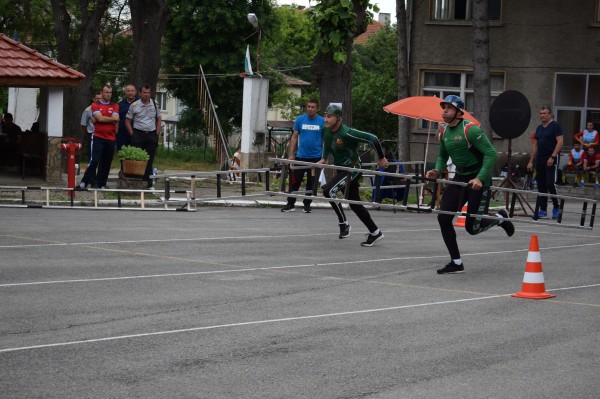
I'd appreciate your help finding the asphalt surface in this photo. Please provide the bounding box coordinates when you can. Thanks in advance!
[0,204,599,398]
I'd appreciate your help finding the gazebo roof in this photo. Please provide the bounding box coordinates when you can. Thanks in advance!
[0,33,85,87]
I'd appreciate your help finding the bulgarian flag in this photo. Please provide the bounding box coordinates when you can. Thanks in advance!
[244,45,254,76]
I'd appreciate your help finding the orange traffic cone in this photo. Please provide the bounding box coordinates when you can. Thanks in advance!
[512,234,555,299]
[454,203,468,227]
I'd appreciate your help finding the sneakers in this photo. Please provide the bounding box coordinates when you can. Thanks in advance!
[579,181,585,187]
[552,207,560,219]
[303,204,312,213]
[595,183,599,189]
[361,231,384,247]
[497,209,515,237]
[532,210,548,219]
[437,261,465,274]
[339,223,351,239]
[74,182,87,191]
[281,204,295,212]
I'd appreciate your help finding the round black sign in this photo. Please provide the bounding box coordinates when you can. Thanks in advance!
[489,90,531,139]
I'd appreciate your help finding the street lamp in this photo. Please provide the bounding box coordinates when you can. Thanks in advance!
[247,13,261,73]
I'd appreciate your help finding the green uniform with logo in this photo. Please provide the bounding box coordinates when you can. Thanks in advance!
[434,119,501,261]
[321,123,385,233]
[434,120,497,185]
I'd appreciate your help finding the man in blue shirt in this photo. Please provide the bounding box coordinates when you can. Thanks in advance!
[527,105,563,219]
[281,99,324,213]
[116,84,138,150]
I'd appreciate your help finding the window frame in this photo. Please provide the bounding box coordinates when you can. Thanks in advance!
[553,72,600,147]
[417,68,505,133]
[155,92,168,112]
[430,0,502,22]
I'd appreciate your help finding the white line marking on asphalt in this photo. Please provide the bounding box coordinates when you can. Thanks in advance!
[1,282,598,354]
[0,294,511,353]
[2,241,600,288]
[0,229,443,249]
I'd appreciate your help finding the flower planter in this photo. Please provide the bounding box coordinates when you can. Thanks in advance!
[121,159,147,177]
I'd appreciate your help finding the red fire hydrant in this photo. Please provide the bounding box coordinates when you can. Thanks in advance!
[61,138,82,198]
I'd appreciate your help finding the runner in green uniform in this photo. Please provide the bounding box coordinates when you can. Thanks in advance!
[318,104,389,247]
[426,95,515,274]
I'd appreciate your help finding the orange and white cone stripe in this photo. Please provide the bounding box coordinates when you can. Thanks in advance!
[512,234,555,299]
[454,203,467,227]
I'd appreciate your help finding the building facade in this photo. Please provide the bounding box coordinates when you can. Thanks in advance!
[408,0,600,161]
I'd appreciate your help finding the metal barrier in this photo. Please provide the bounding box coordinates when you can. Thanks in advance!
[268,158,597,230]
[1,161,596,230]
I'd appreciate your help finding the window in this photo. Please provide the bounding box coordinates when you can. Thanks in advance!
[156,92,168,111]
[420,70,505,129]
[554,73,600,146]
[432,0,501,21]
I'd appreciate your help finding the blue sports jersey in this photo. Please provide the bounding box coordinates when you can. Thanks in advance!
[293,113,324,158]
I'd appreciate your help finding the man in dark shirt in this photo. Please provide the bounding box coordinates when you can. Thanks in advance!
[1,113,22,160]
[527,105,563,219]
[116,84,138,150]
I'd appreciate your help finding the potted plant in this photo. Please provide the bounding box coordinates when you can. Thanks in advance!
[117,145,150,177]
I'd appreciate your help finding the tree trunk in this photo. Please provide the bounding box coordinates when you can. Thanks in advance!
[50,0,71,67]
[396,0,411,161]
[129,0,170,94]
[311,0,369,127]
[312,48,353,126]
[472,0,492,137]
[51,0,109,139]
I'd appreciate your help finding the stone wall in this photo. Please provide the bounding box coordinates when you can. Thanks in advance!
[46,137,63,183]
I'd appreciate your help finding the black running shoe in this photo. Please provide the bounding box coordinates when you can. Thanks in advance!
[303,204,311,213]
[361,231,383,247]
[497,209,515,237]
[281,204,295,212]
[437,261,465,274]
[339,223,351,239]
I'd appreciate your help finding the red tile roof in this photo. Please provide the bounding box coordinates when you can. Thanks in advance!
[354,20,384,45]
[0,33,85,87]
[283,74,310,86]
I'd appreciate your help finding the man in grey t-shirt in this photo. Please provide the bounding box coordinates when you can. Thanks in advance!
[125,84,162,188]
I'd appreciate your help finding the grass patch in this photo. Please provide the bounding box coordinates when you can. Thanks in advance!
[90,146,222,173]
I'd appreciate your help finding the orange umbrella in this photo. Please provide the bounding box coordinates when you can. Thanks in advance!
[383,96,480,125]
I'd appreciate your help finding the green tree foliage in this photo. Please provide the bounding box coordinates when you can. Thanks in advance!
[260,5,319,120]
[352,25,398,141]
[260,6,316,83]
[308,0,377,126]
[163,0,273,135]
[0,0,54,49]
[94,2,134,92]
[310,0,376,63]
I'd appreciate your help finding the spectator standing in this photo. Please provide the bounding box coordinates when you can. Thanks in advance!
[125,84,161,189]
[281,99,324,213]
[80,91,102,157]
[317,104,388,247]
[527,105,563,219]
[116,84,138,150]
[78,85,119,189]
[582,146,600,188]
[574,121,599,152]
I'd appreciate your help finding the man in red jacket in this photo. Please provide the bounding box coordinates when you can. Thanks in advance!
[78,85,119,189]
